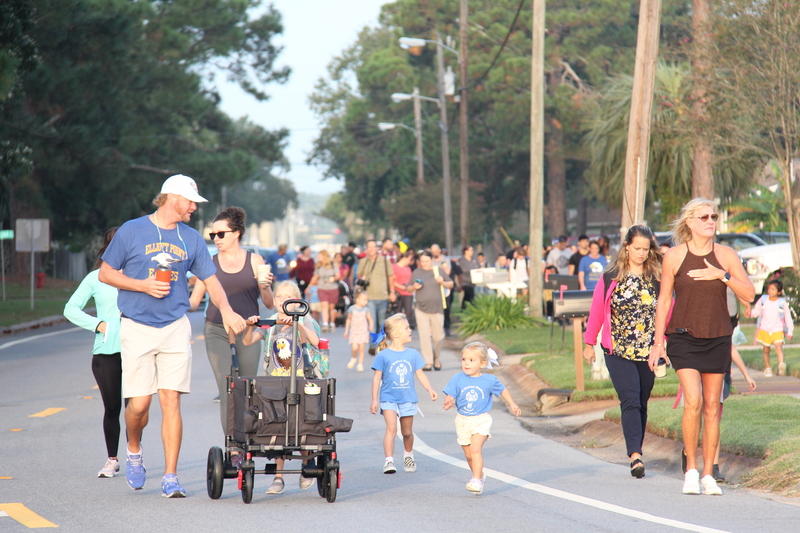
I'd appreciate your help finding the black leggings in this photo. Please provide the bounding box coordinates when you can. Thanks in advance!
[91,353,123,458]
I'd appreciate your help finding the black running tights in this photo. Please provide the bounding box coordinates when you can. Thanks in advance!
[91,353,123,458]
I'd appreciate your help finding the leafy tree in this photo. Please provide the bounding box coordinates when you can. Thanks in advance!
[726,182,787,233]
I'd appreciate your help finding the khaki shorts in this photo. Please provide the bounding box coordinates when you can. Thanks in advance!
[455,412,493,446]
[120,315,192,398]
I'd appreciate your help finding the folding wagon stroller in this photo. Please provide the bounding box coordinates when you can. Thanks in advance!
[206,299,353,503]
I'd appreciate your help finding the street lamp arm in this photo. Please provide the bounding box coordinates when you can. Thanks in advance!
[391,92,441,107]
[398,37,460,60]
[378,122,417,134]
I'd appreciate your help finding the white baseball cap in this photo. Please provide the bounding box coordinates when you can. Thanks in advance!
[160,174,208,203]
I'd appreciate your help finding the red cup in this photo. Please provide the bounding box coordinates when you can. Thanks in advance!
[318,338,329,350]
[155,268,171,283]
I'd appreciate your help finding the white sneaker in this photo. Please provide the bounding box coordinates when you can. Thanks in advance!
[764,367,773,377]
[98,457,119,478]
[383,460,396,474]
[683,469,701,494]
[299,475,315,490]
[701,475,723,495]
[357,364,364,372]
[778,362,787,376]
[466,476,485,494]
[347,358,356,369]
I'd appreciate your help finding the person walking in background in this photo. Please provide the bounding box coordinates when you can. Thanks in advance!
[99,174,247,497]
[344,289,373,372]
[357,239,395,334]
[509,247,530,298]
[291,245,315,299]
[649,198,754,496]
[381,237,397,263]
[64,227,124,479]
[267,244,292,283]
[370,314,438,474]
[457,246,480,309]
[546,236,573,275]
[568,235,590,275]
[443,342,521,495]
[578,240,608,291]
[342,242,358,288]
[335,251,350,290]
[189,206,274,439]
[583,225,662,479]
[310,249,340,332]
[746,279,794,376]
[430,244,453,335]
[393,250,416,329]
[410,251,454,371]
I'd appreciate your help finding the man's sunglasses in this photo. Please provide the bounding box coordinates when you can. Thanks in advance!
[696,214,719,222]
[209,231,231,240]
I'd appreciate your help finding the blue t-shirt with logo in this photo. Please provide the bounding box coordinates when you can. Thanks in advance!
[102,215,215,328]
[578,254,608,291]
[443,372,506,416]
[371,347,426,403]
[268,251,291,282]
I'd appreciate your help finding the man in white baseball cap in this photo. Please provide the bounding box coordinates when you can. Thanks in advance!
[99,173,245,498]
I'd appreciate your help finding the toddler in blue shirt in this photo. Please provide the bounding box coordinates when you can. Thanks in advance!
[443,342,521,495]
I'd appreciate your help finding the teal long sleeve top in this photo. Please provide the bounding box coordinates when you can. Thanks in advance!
[63,269,121,355]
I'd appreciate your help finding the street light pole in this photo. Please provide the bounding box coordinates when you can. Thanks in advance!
[459,0,470,250]
[435,30,454,255]
[412,87,424,187]
[528,0,545,320]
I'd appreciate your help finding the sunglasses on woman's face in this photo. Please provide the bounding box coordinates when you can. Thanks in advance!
[695,214,719,222]
[209,231,230,240]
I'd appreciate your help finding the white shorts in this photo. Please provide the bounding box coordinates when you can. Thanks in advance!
[120,315,192,398]
[455,413,493,446]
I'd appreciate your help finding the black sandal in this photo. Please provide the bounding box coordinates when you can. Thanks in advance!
[630,458,645,478]
[422,365,432,371]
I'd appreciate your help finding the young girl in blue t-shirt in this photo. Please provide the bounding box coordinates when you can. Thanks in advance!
[370,313,438,474]
[443,342,521,495]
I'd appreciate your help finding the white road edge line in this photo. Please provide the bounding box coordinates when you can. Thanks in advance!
[0,327,81,351]
[412,434,731,533]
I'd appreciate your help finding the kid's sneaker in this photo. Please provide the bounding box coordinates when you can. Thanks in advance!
[403,456,416,473]
[383,459,396,474]
[466,477,484,494]
[764,367,773,377]
[778,362,787,376]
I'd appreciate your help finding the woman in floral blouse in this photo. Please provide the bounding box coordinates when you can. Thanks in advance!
[583,225,663,479]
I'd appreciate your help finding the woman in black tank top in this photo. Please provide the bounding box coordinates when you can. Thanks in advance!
[649,199,754,496]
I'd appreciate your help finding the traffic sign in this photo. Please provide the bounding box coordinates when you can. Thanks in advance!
[0,229,12,240]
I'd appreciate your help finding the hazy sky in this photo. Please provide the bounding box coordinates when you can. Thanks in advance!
[215,0,391,195]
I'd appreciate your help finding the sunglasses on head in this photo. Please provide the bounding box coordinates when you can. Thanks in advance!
[696,214,719,222]
[209,231,231,240]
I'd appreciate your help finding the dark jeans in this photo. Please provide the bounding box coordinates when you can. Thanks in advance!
[91,353,123,458]
[604,353,655,457]
[461,285,475,309]
[398,294,416,328]
[444,290,454,331]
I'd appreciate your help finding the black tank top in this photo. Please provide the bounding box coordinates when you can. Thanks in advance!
[666,244,732,338]
[206,251,259,324]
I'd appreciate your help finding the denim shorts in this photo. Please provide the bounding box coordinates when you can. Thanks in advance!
[379,401,418,417]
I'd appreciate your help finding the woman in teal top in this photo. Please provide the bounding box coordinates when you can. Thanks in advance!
[64,227,123,479]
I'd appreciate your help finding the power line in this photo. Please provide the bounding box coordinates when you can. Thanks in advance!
[467,0,527,90]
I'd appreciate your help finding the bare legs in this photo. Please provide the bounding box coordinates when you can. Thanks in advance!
[677,369,724,477]
[461,434,488,479]
[125,390,181,475]
[382,411,414,457]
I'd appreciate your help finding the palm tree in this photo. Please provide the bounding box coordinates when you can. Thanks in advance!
[583,62,758,221]
[726,181,787,233]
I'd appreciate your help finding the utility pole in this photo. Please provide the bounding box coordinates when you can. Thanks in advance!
[412,87,425,187]
[435,30,454,255]
[621,0,662,234]
[458,0,470,250]
[528,0,544,319]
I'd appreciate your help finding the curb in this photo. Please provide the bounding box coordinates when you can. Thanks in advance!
[1,315,68,337]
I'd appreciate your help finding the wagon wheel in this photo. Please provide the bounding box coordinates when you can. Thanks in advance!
[316,455,328,498]
[241,467,254,504]
[325,466,338,503]
[207,447,224,499]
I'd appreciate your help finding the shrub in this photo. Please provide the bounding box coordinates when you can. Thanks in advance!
[455,294,535,337]
[779,266,800,322]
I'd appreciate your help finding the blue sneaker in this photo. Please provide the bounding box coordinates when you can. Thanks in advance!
[161,474,186,498]
[125,449,146,490]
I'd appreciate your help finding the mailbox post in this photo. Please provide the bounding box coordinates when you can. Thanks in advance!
[553,288,594,392]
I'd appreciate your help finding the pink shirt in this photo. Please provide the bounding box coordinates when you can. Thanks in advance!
[393,263,412,296]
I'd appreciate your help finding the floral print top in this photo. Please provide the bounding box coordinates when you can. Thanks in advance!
[610,274,658,361]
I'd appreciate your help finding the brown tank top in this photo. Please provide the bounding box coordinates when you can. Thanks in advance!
[666,244,732,338]
[206,251,259,324]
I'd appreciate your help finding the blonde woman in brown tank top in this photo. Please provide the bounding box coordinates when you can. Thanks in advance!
[649,198,754,496]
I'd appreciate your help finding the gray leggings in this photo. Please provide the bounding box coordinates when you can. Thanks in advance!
[205,321,261,434]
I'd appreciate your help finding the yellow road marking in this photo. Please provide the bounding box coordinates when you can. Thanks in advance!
[92,385,99,389]
[10,429,22,432]
[0,503,58,528]
[29,408,65,418]
[0,477,12,479]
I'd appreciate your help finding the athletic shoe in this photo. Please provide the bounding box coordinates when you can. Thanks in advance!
[764,367,773,377]
[778,362,787,376]
[682,469,700,495]
[383,460,396,474]
[266,477,284,494]
[98,458,119,478]
[213,395,220,403]
[161,474,186,498]
[466,477,484,494]
[126,449,146,490]
[357,364,364,372]
[404,456,416,473]
[701,475,723,495]
[299,475,315,490]
[347,358,356,369]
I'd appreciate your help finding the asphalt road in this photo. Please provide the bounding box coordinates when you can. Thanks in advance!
[1,310,798,532]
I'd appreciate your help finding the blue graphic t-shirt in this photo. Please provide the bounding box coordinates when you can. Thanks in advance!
[443,372,506,416]
[102,215,215,327]
[578,254,608,291]
[268,252,291,282]
[371,347,426,403]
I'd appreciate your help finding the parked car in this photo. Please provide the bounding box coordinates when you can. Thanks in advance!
[656,232,767,251]
[753,232,790,245]
[739,242,792,294]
